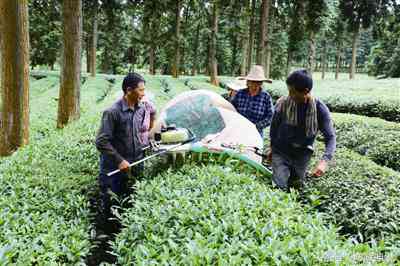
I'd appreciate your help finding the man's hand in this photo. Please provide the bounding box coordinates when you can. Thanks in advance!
[118,160,130,173]
[264,149,272,165]
[312,160,328,177]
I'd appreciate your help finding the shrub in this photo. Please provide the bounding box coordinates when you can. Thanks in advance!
[112,165,394,265]
[268,79,400,122]
[331,113,400,171]
[304,145,400,247]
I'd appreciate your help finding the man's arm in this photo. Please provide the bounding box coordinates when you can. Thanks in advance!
[95,110,124,166]
[255,95,274,131]
[318,103,336,162]
[312,102,336,177]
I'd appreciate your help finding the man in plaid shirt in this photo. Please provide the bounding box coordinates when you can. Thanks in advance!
[231,65,274,137]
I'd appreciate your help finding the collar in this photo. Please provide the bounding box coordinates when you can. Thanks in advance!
[121,97,137,112]
[246,88,262,97]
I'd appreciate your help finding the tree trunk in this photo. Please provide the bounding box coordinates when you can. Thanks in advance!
[286,49,292,76]
[209,1,218,86]
[256,0,270,66]
[321,40,327,79]
[231,33,238,76]
[307,31,316,75]
[246,0,256,72]
[57,0,82,129]
[191,22,200,76]
[149,44,155,75]
[240,39,248,76]
[0,0,30,156]
[349,25,360,79]
[335,41,342,80]
[265,40,271,78]
[172,0,182,78]
[86,36,91,73]
[240,13,249,76]
[90,0,98,77]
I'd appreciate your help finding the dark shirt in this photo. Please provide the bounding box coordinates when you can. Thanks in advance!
[231,88,274,134]
[95,98,145,173]
[270,99,336,161]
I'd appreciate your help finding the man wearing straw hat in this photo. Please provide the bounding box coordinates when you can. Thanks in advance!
[231,65,274,137]
[222,78,247,102]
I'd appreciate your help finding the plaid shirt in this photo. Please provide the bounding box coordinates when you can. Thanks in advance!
[231,89,274,134]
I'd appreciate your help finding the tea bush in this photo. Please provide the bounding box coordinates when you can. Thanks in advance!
[331,113,400,171]
[111,164,396,265]
[304,144,400,247]
[0,76,119,264]
[268,78,400,122]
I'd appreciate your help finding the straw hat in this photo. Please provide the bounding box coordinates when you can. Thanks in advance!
[241,65,272,83]
[226,78,247,91]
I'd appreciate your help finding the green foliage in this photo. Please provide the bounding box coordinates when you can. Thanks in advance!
[28,0,61,69]
[368,4,400,78]
[112,164,394,265]
[0,76,119,264]
[98,1,131,74]
[268,78,400,122]
[332,113,400,171]
[304,145,400,247]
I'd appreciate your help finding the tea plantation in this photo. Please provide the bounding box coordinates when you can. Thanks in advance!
[1,74,399,265]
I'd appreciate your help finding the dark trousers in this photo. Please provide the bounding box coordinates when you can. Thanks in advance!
[98,163,143,218]
[271,150,312,191]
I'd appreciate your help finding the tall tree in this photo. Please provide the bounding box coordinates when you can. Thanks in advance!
[339,0,379,79]
[256,0,271,67]
[246,0,257,72]
[0,0,30,156]
[209,0,219,86]
[99,0,129,74]
[287,0,306,76]
[29,0,61,70]
[172,0,182,78]
[90,0,98,77]
[305,0,328,75]
[240,1,251,76]
[332,10,346,80]
[57,0,82,129]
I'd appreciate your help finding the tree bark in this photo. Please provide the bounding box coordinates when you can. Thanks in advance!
[0,0,30,156]
[172,0,182,78]
[321,40,327,79]
[86,35,91,73]
[57,0,82,129]
[246,0,256,72]
[335,41,342,80]
[307,31,316,75]
[90,0,98,77]
[265,40,271,78]
[286,49,292,76]
[209,1,219,86]
[349,24,360,79]
[231,33,238,76]
[191,22,200,76]
[256,0,270,66]
[149,44,156,75]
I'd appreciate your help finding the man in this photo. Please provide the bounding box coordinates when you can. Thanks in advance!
[231,65,274,137]
[222,78,247,102]
[267,69,336,191]
[95,72,148,218]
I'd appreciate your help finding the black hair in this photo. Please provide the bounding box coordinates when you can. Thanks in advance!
[122,72,145,94]
[286,69,313,92]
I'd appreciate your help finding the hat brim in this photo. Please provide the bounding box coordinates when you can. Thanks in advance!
[239,77,273,83]
[226,83,246,91]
